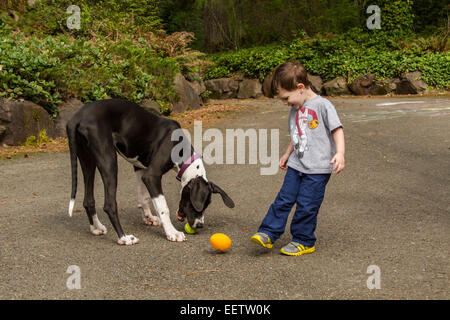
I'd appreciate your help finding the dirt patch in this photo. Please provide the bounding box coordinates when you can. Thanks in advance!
[168,103,248,127]
[0,137,68,160]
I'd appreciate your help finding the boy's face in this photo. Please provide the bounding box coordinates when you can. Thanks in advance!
[277,83,307,110]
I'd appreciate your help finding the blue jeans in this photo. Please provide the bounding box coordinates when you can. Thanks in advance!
[258,167,331,247]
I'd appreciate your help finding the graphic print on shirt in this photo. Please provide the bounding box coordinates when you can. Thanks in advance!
[292,107,319,159]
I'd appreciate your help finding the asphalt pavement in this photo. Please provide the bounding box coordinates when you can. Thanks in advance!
[0,96,449,299]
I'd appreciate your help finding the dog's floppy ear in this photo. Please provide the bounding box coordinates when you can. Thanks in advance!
[209,182,235,208]
[190,178,210,212]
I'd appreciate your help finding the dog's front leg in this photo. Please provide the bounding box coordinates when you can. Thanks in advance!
[142,173,186,242]
[152,195,186,242]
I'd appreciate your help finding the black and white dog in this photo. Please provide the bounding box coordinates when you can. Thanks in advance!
[66,99,235,245]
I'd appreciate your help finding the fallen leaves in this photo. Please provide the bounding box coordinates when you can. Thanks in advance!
[0,137,69,160]
[169,103,246,128]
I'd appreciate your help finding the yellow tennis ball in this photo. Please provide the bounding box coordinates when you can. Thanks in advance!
[184,223,196,234]
[210,233,231,252]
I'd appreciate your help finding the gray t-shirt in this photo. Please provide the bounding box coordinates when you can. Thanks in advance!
[287,95,342,174]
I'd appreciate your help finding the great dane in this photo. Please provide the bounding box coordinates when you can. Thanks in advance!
[66,99,235,245]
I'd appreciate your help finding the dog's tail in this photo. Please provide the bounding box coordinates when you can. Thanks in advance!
[66,120,78,217]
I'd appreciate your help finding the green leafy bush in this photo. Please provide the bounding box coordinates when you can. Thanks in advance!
[0,0,213,115]
[2,0,163,37]
[206,45,290,81]
[0,32,62,114]
[24,129,50,147]
[0,31,183,114]
[372,0,414,34]
[0,1,214,115]
[205,28,450,89]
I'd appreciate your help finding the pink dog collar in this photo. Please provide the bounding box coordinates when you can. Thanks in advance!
[176,153,202,181]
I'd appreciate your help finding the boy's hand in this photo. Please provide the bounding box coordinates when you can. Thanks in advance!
[330,152,345,174]
[279,153,290,171]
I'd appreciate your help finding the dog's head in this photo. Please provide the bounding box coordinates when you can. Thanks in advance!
[176,176,235,228]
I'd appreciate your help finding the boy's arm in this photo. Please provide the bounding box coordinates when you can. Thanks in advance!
[285,139,294,156]
[330,127,345,174]
[333,127,345,156]
[280,140,294,171]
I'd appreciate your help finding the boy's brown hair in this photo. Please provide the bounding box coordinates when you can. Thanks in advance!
[269,61,310,96]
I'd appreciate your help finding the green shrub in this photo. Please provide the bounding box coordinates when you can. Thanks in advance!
[0,30,184,114]
[157,100,172,116]
[24,129,50,147]
[372,0,414,34]
[0,0,208,116]
[205,28,450,89]
[0,32,62,114]
[206,45,290,81]
[2,0,162,37]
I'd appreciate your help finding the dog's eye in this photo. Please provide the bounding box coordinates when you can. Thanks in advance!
[197,165,199,169]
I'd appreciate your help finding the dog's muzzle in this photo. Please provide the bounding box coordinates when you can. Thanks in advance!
[192,216,204,229]
[194,221,204,228]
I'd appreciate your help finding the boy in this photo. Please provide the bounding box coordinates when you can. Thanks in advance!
[251,61,345,256]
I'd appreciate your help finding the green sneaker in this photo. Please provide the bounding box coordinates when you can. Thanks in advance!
[280,242,315,256]
[250,232,273,249]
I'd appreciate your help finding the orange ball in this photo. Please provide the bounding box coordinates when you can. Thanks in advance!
[210,233,231,252]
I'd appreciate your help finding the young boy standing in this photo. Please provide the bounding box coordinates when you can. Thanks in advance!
[251,61,345,256]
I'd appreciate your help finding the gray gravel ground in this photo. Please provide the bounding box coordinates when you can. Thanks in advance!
[0,96,449,300]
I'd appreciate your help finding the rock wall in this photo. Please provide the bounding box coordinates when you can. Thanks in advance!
[0,71,434,146]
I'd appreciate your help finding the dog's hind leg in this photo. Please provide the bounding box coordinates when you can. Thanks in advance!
[84,125,139,245]
[77,141,107,236]
[135,168,161,226]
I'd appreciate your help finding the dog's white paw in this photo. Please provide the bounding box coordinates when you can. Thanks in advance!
[143,214,161,226]
[117,235,139,245]
[90,219,107,236]
[166,230,186,242]
[90,225,107,236]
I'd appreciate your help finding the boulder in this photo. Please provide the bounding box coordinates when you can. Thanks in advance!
[307,73,324,95]
[349,74,376,95]
[54,98,83,137]
[396,72,428,94]
[140,99,161,115]
[323,77,351,96]
[370,78,400,95]
[237,79,263,99]
[0,98,56,146]
[262,73,274,98]
[187,81,211,104]
[0,125,7,143]
[172,73,202,113]
[189,81,206,104]
[204,78,239,99]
